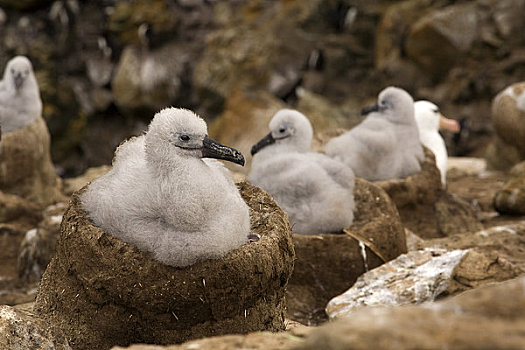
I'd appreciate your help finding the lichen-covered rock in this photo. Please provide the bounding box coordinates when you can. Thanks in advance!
[0,116,65,206]
[0,304,70,350]
[286,178,406,325]
[326,249,469,320]
[34,182,294,350]
[296,276,525,350]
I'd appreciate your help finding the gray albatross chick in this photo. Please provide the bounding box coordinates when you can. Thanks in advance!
[324,86,424,181]
[248,109,355,234]
[81,107,250,267]
[0,56,42,133]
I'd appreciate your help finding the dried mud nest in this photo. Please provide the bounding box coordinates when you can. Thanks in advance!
[286,178,407,325]
[34,182,294,350]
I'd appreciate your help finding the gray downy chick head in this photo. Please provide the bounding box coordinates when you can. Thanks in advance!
[361,86,415,125]
[251,109,313,156]
[3,56,35,92]
[146,107,244,166]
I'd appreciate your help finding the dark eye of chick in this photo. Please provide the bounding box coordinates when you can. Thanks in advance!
[433,109,439,114]
[279,127,286,133]
[179,134,190,142]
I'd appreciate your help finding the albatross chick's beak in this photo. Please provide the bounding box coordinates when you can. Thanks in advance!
[439,115,461,133]
[361,102,379,116]
[250,132,276,156]
[202,135,245,166]
[14,74,24,90]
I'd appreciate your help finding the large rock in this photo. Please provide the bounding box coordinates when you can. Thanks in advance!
[0,304,70,350]
[417,222,525,294]
[326,221,525,319]
[296,276,525,350]
[286,178,406,325]
[405,3,478,78]
[326,249,469,319]
[0,116,65,206]
[487,81,525,170]
[34,182,294,350]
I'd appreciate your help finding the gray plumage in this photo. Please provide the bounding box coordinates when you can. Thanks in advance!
[324,86,424,181]
[248,109,355,235]
[81,107,250,267]
[0,56,42,133]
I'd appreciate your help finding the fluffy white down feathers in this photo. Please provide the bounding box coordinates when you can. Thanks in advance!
[81,107,251,267]
[324,86,424,181]
[0,56,42,133]
[248,109,355,234]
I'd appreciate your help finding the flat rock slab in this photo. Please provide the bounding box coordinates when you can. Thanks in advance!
[326,249,469,320]
[297,276,525,350]
[286,178,406,325]
[34,182,295,350]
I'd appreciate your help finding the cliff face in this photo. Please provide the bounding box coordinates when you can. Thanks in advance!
[1,0,524,175]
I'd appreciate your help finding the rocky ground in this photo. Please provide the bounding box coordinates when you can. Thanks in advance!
[1,0,525,349]
[1,157,525,349]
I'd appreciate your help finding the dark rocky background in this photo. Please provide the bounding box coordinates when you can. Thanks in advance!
[1,0,524,176]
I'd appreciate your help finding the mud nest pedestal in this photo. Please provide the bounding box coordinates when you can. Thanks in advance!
[286,178,407,325]
[34,182,294,350]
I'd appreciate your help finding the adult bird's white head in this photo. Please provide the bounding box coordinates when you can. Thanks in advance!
[414,100,460,134]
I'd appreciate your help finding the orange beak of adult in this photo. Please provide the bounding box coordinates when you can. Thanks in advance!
[439,115,460,133]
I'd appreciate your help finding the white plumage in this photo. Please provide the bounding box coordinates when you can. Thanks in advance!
[248,109,355,234]
[324,86,424,181]
[0,56,42,133]
[414,100,460,187]
[81,107,250,267]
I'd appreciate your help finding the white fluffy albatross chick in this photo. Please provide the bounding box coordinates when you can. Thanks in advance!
[415,100,460,187]
[324,86,424,181]
[248,109,355,235]
[81,107,251,267]
[0,56,42,133]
